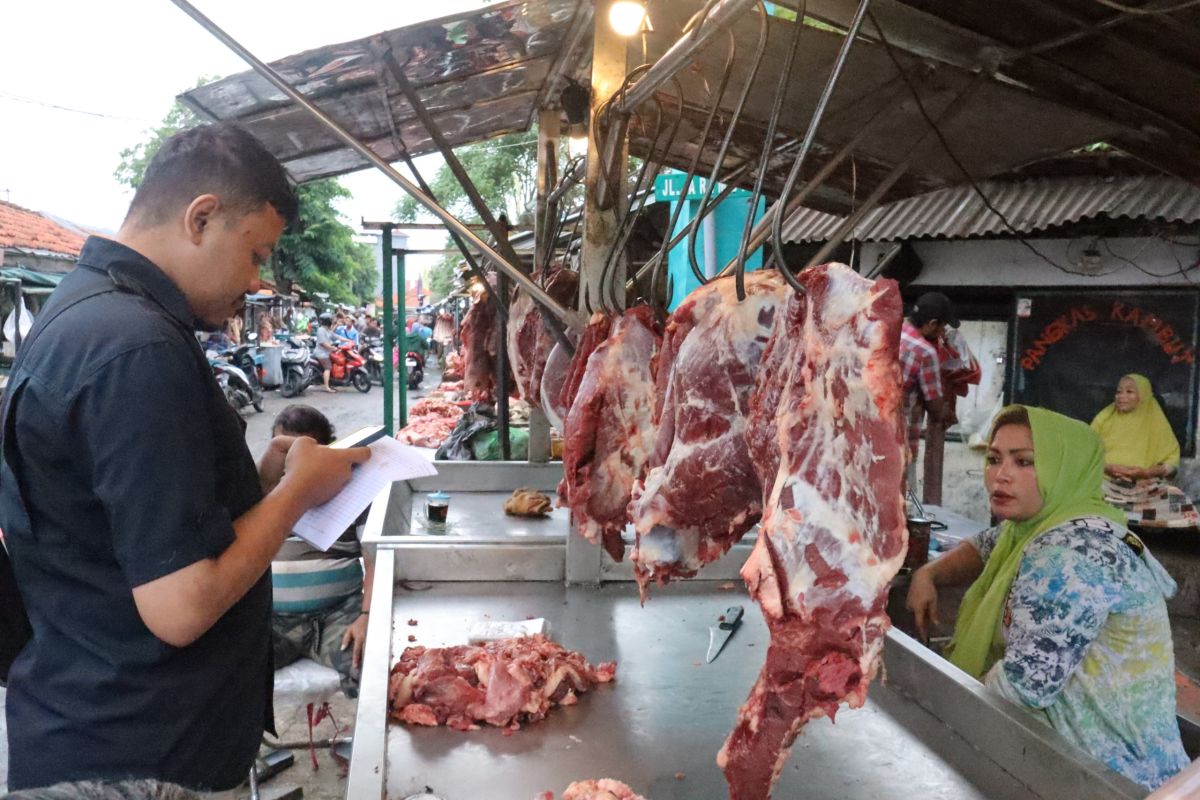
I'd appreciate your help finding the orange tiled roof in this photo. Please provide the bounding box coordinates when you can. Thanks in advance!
[0,201,86,257]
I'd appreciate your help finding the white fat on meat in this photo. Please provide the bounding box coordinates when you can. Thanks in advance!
[629,271,789,595]
[720,263,907,800]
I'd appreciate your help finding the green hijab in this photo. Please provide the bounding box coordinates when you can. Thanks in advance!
[946,406,1126,678]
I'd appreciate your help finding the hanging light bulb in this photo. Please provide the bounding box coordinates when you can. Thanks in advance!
[609,0,647,37]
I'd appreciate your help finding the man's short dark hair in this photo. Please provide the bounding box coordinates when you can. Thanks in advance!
[124,123,299,229]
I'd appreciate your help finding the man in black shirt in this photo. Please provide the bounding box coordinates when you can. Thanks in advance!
[0,124,369,792]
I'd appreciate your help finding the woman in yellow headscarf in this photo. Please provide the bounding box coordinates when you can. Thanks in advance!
[906,406,1187,790]
[1091,374,1179,481]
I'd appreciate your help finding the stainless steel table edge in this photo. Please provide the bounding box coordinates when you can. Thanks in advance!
[882,629,1143,800]
[346,547,395,800]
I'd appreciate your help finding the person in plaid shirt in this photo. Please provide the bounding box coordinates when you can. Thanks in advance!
[901,292,958,465]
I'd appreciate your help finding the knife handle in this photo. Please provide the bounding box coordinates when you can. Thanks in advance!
[720,605,744,629]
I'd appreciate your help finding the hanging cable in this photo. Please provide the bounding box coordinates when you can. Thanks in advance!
[1090,0,1200,14]
[734,1,806,301]
[687,1,769,287]
[867,11,1126,279]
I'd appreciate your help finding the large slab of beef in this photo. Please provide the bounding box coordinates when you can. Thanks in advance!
[718,263,907,800]
[628,272,789,595]
[460,287,502,402]
[388,635,616,732]
[507,268,579,407]
[534,779,647,800]
[558,306,661,562]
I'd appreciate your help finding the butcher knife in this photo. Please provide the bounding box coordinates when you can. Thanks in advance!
[706,605,744,663]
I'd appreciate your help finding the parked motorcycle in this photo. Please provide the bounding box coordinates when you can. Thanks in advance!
[405,350,423,391]
[210,353,263,413]
[279,335,313,398]
[282,340,372,396]
[358,335,385,385]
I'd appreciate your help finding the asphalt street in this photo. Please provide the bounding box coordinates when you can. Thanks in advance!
[242,359,439,457]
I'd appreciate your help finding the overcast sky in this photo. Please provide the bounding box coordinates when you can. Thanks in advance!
[1,0,496,275]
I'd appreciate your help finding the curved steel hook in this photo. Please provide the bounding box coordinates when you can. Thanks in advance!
[735,0,805,302]
[687,2,769,289]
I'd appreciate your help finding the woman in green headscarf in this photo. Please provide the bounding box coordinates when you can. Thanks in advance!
[906,406,1188,790]
[1090,374,1196,527]
[1091,373,1179,481]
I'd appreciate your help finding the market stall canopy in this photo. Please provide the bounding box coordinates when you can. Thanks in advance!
[624,0,1200,215]
[179,0,1200,215]
[178,0,588,183]
[782,173,1200,243]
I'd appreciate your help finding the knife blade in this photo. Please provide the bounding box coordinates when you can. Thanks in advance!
[706,605,745,663]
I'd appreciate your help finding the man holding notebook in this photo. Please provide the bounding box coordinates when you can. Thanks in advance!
[0,124,368,795]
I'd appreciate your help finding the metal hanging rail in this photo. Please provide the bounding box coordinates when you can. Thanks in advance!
[614,0,760,115]
[167,0,579,330]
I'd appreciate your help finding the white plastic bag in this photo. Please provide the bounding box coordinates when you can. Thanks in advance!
[3,295,34,344]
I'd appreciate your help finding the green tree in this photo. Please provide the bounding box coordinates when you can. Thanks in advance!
[395,131,542,299]
[114,86,377,305]
[394,132,537,225]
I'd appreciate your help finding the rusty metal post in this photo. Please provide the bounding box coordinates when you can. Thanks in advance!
[579,1,629,315]
[923,416,945,505]
[528,109,561,464]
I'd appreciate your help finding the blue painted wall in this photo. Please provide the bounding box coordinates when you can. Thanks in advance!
[654,171,766,310]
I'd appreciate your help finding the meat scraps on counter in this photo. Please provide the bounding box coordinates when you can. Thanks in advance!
[388,635,616,732]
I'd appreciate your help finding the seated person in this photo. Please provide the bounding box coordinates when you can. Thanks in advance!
[1091,373,1196,526]
[907,406,1188,790]
[263,405,374,697]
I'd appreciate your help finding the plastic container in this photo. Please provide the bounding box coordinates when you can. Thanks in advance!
[905,517,932,569]
[426,491,451,524]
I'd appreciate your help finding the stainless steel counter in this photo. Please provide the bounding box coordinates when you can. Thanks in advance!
[349,572,1142,800]
[349,465,1140,800]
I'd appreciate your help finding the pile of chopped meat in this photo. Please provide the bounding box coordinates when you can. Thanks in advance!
[534,779,647,800]
[558,306,661,562]
[719,263,907,800]
[388,635,616,732]
[443,350,465,381]
[396,398,463,449]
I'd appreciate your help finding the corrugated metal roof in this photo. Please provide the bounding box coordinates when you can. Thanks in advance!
[782,175,1200,243]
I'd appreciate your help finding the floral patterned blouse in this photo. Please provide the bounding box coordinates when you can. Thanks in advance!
[968,516,1189,790]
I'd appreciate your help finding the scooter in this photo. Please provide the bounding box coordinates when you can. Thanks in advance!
[279,335,313,398]
[223,333,265,411]
[328,344,372,393]
[358,336,385,385]
[405,350,423,391]
[210,354,263,413]
[284,341,372,396]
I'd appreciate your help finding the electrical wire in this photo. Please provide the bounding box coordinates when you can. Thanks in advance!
[867,11,1128,279]
[1090,0,1200,14]
[735,0,806,301]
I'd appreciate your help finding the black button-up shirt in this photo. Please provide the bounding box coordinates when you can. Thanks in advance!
[2,237,271,791]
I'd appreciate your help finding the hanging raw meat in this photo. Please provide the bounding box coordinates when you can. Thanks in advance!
[628,272,789,596]
[556,312,613,413]
[507,267,579,407]
[461,283,502,403]
[719,263,907,800]
[558,306,661,562]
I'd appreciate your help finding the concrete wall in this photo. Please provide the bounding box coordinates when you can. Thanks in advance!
[860,236,1200,288]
